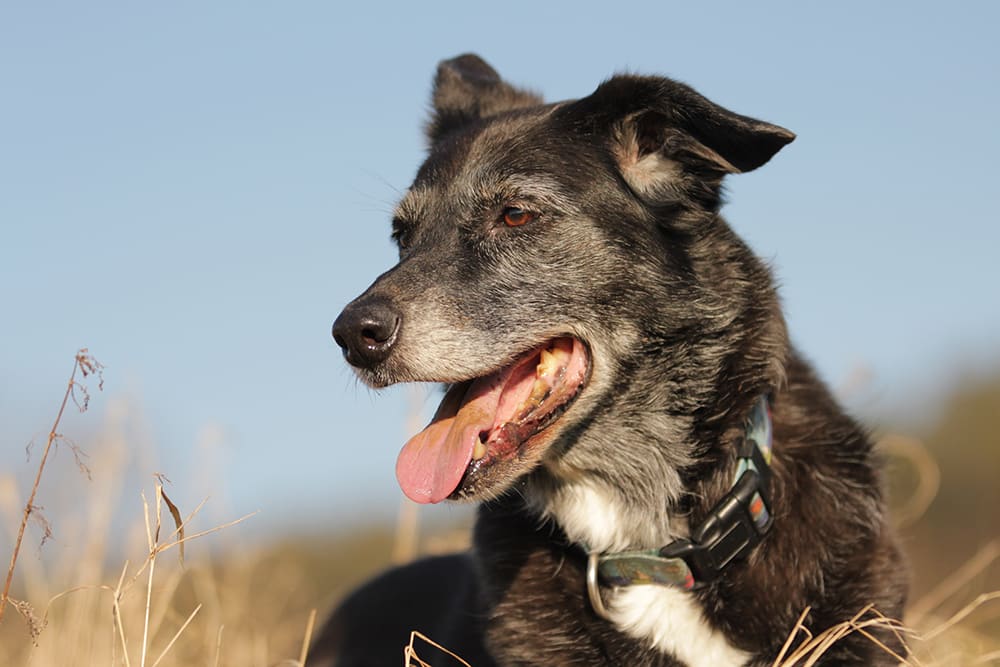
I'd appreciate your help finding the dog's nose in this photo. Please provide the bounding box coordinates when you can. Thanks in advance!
[332,297,402,368]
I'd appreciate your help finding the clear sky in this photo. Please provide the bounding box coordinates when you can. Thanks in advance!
[2,2,998,538]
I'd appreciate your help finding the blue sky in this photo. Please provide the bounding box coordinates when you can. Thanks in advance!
[2,2,998,538]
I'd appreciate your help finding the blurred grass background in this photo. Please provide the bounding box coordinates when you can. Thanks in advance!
[0,366,997,665]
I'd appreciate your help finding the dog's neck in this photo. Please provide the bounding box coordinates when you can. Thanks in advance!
[528,395,773,557]
[527,448,690,554]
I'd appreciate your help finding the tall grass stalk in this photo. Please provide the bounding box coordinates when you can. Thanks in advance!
[1,349,102,627]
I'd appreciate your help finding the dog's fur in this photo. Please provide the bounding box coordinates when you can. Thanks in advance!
[314,55,908,666]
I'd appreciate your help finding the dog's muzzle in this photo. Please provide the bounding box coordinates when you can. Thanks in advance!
[331,296,402,369]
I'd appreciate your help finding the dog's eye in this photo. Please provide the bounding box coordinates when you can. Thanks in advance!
[391,217,413,249]
[501,207,537,227]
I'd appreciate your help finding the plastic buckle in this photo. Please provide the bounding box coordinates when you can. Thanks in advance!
[659,469,771,584]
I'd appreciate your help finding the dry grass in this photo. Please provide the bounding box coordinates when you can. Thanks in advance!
[404,632,473,667]
[0,351,319,666]
[1,349,102,626]
[0,472,319,666]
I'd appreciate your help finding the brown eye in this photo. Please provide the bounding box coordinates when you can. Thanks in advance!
[502,207,536,227]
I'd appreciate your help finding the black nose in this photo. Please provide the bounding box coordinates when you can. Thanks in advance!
[331,297,402,368]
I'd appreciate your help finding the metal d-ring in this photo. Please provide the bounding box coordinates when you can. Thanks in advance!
[587,552,613,622]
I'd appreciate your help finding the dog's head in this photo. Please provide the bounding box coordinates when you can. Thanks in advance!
[332,54,793,508]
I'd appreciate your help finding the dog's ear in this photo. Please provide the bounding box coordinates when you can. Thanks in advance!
[578,75,794,204]
[426,54,543,144]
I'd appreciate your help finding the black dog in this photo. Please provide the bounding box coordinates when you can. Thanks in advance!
[315,54,908,666]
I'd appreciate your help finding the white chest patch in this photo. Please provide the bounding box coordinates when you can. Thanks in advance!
[537,477,683,553]
[535,474,745,665]
[610,585,750,667]
[543,478,628,552]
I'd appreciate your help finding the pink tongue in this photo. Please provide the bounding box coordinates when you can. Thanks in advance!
[395,375,505,504]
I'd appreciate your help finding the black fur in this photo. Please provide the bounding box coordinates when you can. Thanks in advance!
[316,55,908,666]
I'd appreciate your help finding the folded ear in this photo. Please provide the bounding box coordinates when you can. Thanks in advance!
[573,75,794,204]
[427,54,543,144]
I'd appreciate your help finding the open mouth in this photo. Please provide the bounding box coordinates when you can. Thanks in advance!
[395,337,589,504]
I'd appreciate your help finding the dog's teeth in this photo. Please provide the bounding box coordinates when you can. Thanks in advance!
[472,438,487,461]
[538,349,559,377]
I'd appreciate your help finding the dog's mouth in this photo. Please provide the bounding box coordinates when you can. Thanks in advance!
[395,337,589,504]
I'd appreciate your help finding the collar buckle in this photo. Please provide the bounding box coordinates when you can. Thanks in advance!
[659,467,772,584]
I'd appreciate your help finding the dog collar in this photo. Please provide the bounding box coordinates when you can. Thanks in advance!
[586,395,774,621]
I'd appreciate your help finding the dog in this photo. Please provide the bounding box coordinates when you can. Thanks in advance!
[313,54,908,666]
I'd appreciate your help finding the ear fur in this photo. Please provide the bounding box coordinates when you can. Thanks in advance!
[575,75,794,203]
[426,54,543,144]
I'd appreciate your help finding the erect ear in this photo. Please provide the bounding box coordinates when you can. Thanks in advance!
[574,75,794,203]
[426,54,543,144]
